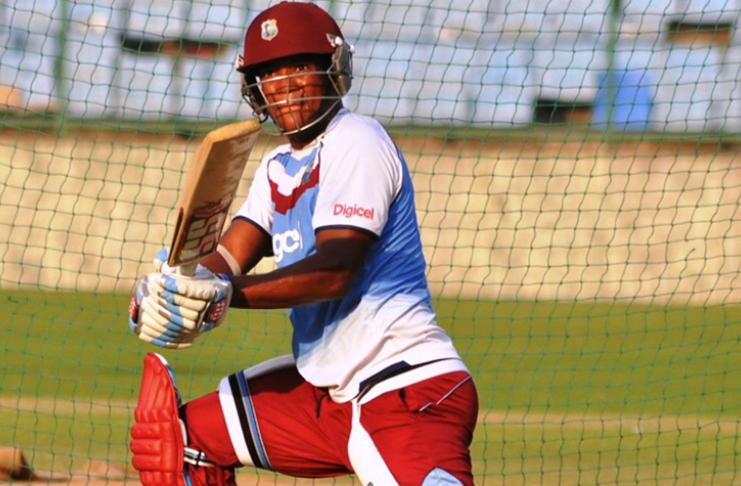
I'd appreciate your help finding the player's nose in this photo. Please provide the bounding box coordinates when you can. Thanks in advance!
[263,74,301,96]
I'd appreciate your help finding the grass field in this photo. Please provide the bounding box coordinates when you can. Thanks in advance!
[3,290,741,484]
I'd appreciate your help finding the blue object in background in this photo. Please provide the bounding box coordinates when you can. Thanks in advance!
[592,69,653,131]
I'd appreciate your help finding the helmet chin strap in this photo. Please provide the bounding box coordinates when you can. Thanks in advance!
[273,97,342,136]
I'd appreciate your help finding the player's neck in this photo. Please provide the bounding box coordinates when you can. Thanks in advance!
[287,104,342,150]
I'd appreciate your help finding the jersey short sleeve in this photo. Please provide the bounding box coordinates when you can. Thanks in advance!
[312,119,403,237]
[234,147,280,235]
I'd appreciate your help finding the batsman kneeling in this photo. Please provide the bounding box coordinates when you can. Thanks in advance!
[129,3,479,485]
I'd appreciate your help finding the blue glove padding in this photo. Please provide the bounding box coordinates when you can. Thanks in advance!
[129,257,232,349]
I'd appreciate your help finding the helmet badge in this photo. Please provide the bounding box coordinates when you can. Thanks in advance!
[261,19,279,41]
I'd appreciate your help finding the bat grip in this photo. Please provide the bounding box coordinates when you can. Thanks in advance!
[179,262,198,277]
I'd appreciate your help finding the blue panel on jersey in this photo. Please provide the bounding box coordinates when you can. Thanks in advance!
[288,145,434,357]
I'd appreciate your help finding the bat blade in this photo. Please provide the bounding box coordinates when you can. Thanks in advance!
[168,119,261,272]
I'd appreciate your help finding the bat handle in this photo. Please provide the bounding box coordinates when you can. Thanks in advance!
[179,262,198,277]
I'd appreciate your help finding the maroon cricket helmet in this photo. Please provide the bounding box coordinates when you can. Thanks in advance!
[237,2,345,74]
[236,1,354,132]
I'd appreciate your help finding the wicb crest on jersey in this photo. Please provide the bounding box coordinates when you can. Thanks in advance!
[261,19,279,41]
[301,156,320,184]
[301,167,313,185]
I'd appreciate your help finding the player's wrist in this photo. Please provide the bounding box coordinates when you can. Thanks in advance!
[223,274,250,309]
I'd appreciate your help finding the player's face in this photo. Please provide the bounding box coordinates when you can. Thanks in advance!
[257,56,331,134]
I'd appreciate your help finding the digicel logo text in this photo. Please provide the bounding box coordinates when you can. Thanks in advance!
[333,203,375,220]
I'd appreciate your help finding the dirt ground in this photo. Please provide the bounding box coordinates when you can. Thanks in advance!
[0,448,355,485]
[0,448,133,485]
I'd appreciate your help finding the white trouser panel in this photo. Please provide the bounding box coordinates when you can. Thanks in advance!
[347,399,399,486]
[218,355,296,467]
[349,359,469,486]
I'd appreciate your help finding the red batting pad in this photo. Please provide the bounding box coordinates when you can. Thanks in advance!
[130,353,186,486]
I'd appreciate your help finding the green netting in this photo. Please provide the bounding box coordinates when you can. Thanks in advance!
[2,0,741,484]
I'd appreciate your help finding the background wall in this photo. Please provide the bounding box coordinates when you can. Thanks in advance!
[3,133,740,306]
[3,2,741,484]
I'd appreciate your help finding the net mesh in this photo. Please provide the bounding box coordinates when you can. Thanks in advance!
[2,0,741,484]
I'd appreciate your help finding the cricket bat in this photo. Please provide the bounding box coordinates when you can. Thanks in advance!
[167,119,261,274]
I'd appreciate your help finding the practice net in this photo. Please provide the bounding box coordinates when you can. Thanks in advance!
[2,0,741,484]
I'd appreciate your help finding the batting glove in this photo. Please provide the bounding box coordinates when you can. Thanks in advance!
[129,268,233,350]
[152,247,213,277]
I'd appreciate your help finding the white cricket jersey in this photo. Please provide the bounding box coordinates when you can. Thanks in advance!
[234,109,463,402]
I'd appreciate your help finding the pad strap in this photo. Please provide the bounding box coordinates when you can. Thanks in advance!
[184,448,216,468]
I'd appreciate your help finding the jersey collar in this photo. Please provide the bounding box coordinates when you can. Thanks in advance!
[290,108,349,157]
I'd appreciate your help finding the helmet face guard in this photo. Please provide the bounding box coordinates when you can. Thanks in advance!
[238,36,353,135]
[236,2,353,135]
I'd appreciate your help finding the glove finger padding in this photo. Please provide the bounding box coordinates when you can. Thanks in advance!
[140,332,196,350]
[157,272,232,330]
[160,274,231,303]
[129,278,197,349]
[159,289,210,314]
[135,297,198,349]
[138,299,198,337]
[139,276,202,331]
[129,270,232,350]
[140,294,202,330]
